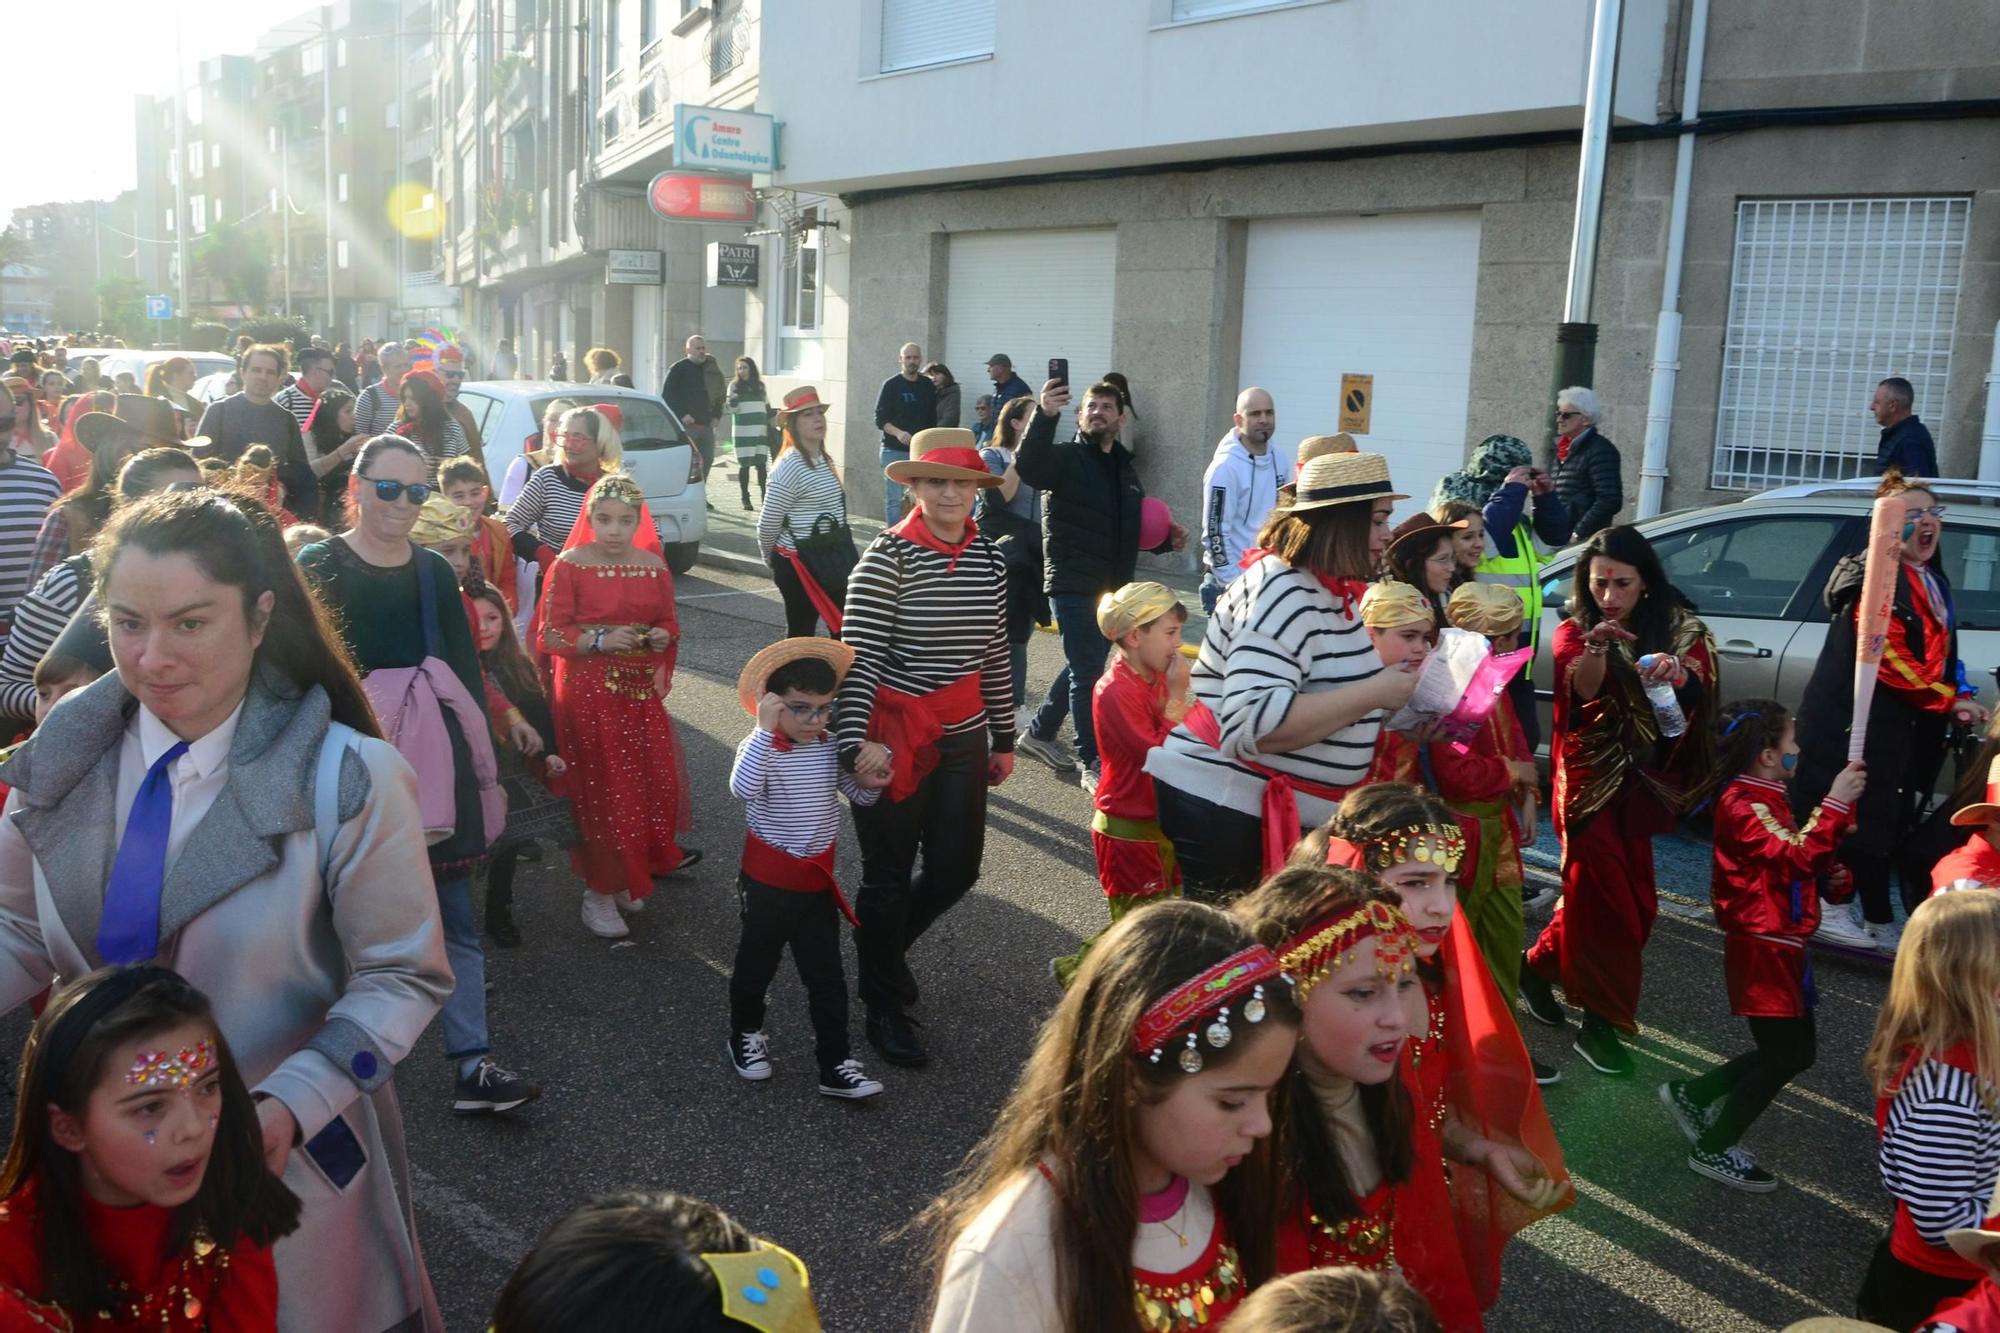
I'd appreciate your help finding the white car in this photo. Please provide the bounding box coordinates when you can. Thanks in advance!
[89,349,238,399]
[453,381,707,573]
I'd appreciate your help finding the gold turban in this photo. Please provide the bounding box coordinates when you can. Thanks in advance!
[1446,582,1526,637]
[410,495,476,547]
[1359,580,1434,629]
[1098,581,1183,640]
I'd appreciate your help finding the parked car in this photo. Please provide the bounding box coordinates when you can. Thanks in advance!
[90,349,237,396]
[452,381,707,574]
[1530,476,2000,752]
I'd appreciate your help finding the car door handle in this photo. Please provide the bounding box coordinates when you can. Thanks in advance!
[1718,640,1773,659]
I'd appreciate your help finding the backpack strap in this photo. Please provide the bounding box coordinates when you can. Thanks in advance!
[315,720,360,890]
[412,545,443,660]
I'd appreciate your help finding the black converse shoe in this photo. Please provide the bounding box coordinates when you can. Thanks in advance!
[818,1059,884,1100]
[728,1031,773,1082]
[1532,1057,1562,1086]
[1572,1018,1635,1077]
[1518,958,1567,1028]
[1658,1080,1713,1145]
[451,1058,541,1114]
[1687,1144,1777,1193]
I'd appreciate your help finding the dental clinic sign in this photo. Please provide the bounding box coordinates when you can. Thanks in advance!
[672,104,777,175]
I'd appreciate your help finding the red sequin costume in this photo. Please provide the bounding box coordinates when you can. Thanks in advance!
[1130,1207,1247,1333]
[1711,776,1850,1017]
[1091,656,1182,906]
[0,1178,278,1331]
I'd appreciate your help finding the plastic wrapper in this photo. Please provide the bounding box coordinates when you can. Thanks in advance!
[1386,627,1533,750]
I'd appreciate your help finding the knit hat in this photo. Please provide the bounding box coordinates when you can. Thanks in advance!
[1359,581,1434,629]
[1446,582,1525,637]
[1097,582,1183,640]
[1431,434,1535,511]
[410,495,476,547]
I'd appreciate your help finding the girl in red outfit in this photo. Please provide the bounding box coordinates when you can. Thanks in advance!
[1662,700,1864,1194]
[540,473,698,940]
[1935,755,2000,895]
[1518,525,1718,1079]
[0,966,299,1331]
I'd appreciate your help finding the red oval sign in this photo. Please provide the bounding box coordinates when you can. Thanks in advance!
[647,172,756,223]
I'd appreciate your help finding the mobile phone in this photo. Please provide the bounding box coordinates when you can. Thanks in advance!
[1048,357,1068,388]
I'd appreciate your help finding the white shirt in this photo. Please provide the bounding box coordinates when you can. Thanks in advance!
[112,700,246,879]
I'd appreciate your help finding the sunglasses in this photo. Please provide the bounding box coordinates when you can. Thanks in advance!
[360,476,432,505]
[1555,410,1584,421]
[442,371,465,381]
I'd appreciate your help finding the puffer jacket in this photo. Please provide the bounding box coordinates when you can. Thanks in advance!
[1014,406,1158,598]
[1551,427,1622,541]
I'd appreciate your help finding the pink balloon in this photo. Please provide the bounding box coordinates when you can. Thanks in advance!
[1139,496,1172,551]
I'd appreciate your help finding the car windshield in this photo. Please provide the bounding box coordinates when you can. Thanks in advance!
[532,396,684,451]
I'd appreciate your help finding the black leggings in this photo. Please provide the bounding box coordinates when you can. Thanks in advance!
[738,455,768,506]
[1685,1012,1815,1152]
[769,554,826,638]
[1154,779,1266,904]
[1856,1234,1973,1329]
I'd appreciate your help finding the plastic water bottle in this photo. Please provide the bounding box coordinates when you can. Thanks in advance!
[1636,654,1687,739]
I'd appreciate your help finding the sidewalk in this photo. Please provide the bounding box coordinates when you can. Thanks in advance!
[695,455,1212,643]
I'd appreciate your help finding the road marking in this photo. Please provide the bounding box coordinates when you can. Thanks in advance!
[411,1163,531,1264]
[1631,1026,1875,1128]
[680,589,760,601]
[1519,1213,1784,1332]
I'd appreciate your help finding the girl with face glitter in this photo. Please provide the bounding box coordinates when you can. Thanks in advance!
[0,965,300,1328]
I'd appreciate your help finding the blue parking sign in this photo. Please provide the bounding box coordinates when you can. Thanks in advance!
[145,295,173,320]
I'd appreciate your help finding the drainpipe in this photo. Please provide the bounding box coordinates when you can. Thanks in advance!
[1980,320,2000,484]
[1549,0,1623,440]
[1636,0,1711,518]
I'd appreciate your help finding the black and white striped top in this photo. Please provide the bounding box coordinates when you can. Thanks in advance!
[1146,555,1384,821]
[730,727,878,858]
[0,456,64,643]
[505,465,592,554]
[353,382,401,437]
[274,384,320,431]
[835,528,1015,757]
[0,556,85,720]
[1881,1058,2000,1248]
[756,452,846,563]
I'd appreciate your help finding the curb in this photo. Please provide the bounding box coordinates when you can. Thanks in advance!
[696,545,772,578]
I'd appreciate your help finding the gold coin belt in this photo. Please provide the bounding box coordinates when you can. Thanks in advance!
[1131,1242,1242,1331]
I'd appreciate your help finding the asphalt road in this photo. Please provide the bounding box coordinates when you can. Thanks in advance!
[0,562,1898,1332]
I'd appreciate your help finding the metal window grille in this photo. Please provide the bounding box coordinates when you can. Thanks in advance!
[1711,197,1970,490]
[709,5,748,81]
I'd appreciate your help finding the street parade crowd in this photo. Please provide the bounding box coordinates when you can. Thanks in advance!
[0,330,1996,1332]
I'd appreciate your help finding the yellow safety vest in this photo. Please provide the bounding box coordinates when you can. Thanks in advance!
[1475,521,1548,675]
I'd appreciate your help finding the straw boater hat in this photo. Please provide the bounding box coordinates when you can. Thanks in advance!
[1951,754,2000,826]
[1296,433,1359,465]
[736,637,857,715]
[1287,451,1407,514]
[1386,512,1468,561]
[1097,582,1181,640]
[771,385,830,421]
[884,427,1001,486]
[1447,582,1526,637]
[74,394,197,453]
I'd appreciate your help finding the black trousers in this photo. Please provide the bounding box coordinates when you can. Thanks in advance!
[1856,1234,1973,1329]
[1685,1013,1816,1152]
[738,455,768,506]
[1796,697,1948,922]
[850,728,988,1014]
[727,874,850,1069]
[769,555,824,638]
[1155,779,1266,904]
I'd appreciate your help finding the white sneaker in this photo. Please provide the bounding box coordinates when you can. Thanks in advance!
[1868,917,1904,955]
[1811,904,1874,950]
[1078,763,1100,797]
[614,890,645,914]
[1013,705,1031,734]
[581,892,629,939]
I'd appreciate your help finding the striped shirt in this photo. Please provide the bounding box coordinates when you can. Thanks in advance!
[353,381,401,437]
[401,418,470,485]
[1881,1059,2000,1248]
[1146,556,1384,822]
[730,726,878,858]
[727,387,769,459]
[274,383,320,431]
[756,452,846,563]
[505,465,591,553]
[0,555,85,720]
[0,454,64,643]
[835,527,1016,755]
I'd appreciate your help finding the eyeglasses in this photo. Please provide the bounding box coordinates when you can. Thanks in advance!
[359,476,432,505]
[558,431,596,444]
[783,703,835,723]
[1908,505,1948,520]
[1425,549,1456,565]
[441,371,465,381]
[1555,410,1584,421]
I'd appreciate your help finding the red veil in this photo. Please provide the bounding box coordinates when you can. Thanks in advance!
[561,474,665,557]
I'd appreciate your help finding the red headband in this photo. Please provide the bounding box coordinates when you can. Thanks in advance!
[1133,945,1286,1074]
[1324,824,1465,875]
[1277,900,1419,1001]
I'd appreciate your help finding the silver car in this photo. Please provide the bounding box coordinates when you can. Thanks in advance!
[451,381,708,574]
[1531,477,2000,740]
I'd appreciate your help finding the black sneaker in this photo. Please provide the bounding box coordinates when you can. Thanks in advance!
[1572,1019,1635,1078]
[452,1058,542,1114]
[1532,1057,1561,1086]
[728,1031,773,1082]
[1523,881,1557,912]
[1658,1080,1713,1145]
[1518,959,1567,1028]
[818,1059,884,1100]
[865,1008,929,1068]
[1687,1144,1777,1193]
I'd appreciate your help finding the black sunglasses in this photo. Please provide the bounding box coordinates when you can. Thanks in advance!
[360,476,432,505]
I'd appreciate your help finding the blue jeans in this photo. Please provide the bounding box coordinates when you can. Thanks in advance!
[880,445,909,523]
[1031,593,1110,768]
[1199,571,1222,615]
[1008,632,1030,711]
[436,875,490,1062]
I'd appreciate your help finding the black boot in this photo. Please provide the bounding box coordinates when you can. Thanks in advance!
[865,1007,929,1068]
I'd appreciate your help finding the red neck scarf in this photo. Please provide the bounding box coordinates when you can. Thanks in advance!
[889,509,979,572]
[1239,548,1366,620]
[1556,433,1576,463]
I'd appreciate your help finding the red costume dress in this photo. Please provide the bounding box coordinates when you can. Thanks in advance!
[1091,656,1182,906]
[540,554,692,897]
[1526,612,1716,1031]
[1933,836,2000,896]
[0,1179,277,1331]
[1131,1205,1246,1333]
[1711,776,1851,1017]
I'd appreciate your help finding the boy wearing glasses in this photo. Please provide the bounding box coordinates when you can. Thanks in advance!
[726,638,891,1099]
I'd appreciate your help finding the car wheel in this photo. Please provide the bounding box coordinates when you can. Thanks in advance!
[666,541,700,575]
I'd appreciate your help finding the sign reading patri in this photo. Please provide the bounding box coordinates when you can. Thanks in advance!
[145,295,173,320]
[647,172,757,224]
[1338,373,1373,435]
[706,242,759,289]
[606,249,663,285]
[673,104,776,175]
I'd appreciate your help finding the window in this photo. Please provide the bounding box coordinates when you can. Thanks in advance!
[164,209,175,234]
[335,106,348,131]
[268,125,279,152]
[709,1,747,79]
[337,172,349,203]
[302,41,324,76]
[212,197,223,223]
[191,196,207,233]
[641,0,658,48]
[186,85,203,127]
[188,143,204,180]
[268,187,279,211]
[1939,525,2000,632]
[209,143,221,168]
[604,0,623,77]
[1170,0,1314,18]
[1651,516,1842,620]
[336,240,350,269]
[336,38,347,65]
[780,205,824,335]
[880,0,994,73]
[1713,197,1971,490]
[385,101,399,129]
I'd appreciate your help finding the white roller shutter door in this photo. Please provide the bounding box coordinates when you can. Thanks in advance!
[946,229,1117,434]
[1238,213,1481,522]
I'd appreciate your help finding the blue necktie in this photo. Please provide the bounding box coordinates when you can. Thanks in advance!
[98,741,190,965]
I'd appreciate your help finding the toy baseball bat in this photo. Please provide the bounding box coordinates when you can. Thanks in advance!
[1848,495,1905,762]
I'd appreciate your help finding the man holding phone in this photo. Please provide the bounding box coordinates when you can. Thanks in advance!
[873,342,938,521]
[1013,375,1187,793]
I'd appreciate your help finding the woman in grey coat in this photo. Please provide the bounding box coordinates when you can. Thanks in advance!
[0,490,453,1333]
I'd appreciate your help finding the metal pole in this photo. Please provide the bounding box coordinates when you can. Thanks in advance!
[92,200,102,327]
[282,129,292,317]
[395,1,406,336]
[1550,0,1622,432]
[172,20,190,325]
[322,4,337,336]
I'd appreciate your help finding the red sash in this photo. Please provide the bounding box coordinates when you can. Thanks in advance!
[741,829,857,928]
[868,672,983,803]
[1182,702,1349,875]
[777,546,845,634]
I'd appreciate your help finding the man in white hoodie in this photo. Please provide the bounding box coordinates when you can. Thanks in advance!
[1199,387,1291,613]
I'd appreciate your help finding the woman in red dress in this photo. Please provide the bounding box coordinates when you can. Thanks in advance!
[540,473,699,940]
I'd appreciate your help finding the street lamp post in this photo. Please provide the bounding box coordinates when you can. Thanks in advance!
[1549,0,1622,436]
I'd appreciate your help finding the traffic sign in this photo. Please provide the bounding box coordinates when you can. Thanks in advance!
[145,295,173,320]
[1338,373,1373,435]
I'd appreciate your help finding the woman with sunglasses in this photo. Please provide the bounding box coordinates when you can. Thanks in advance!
[298,436,543,1117]
[1548,386,1621,544]
[1792,471,1988,954]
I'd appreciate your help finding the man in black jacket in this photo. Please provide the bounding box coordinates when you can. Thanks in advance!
[1550,385,1622,542]
[873,342,937,521]
[1012,378,1185,790]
